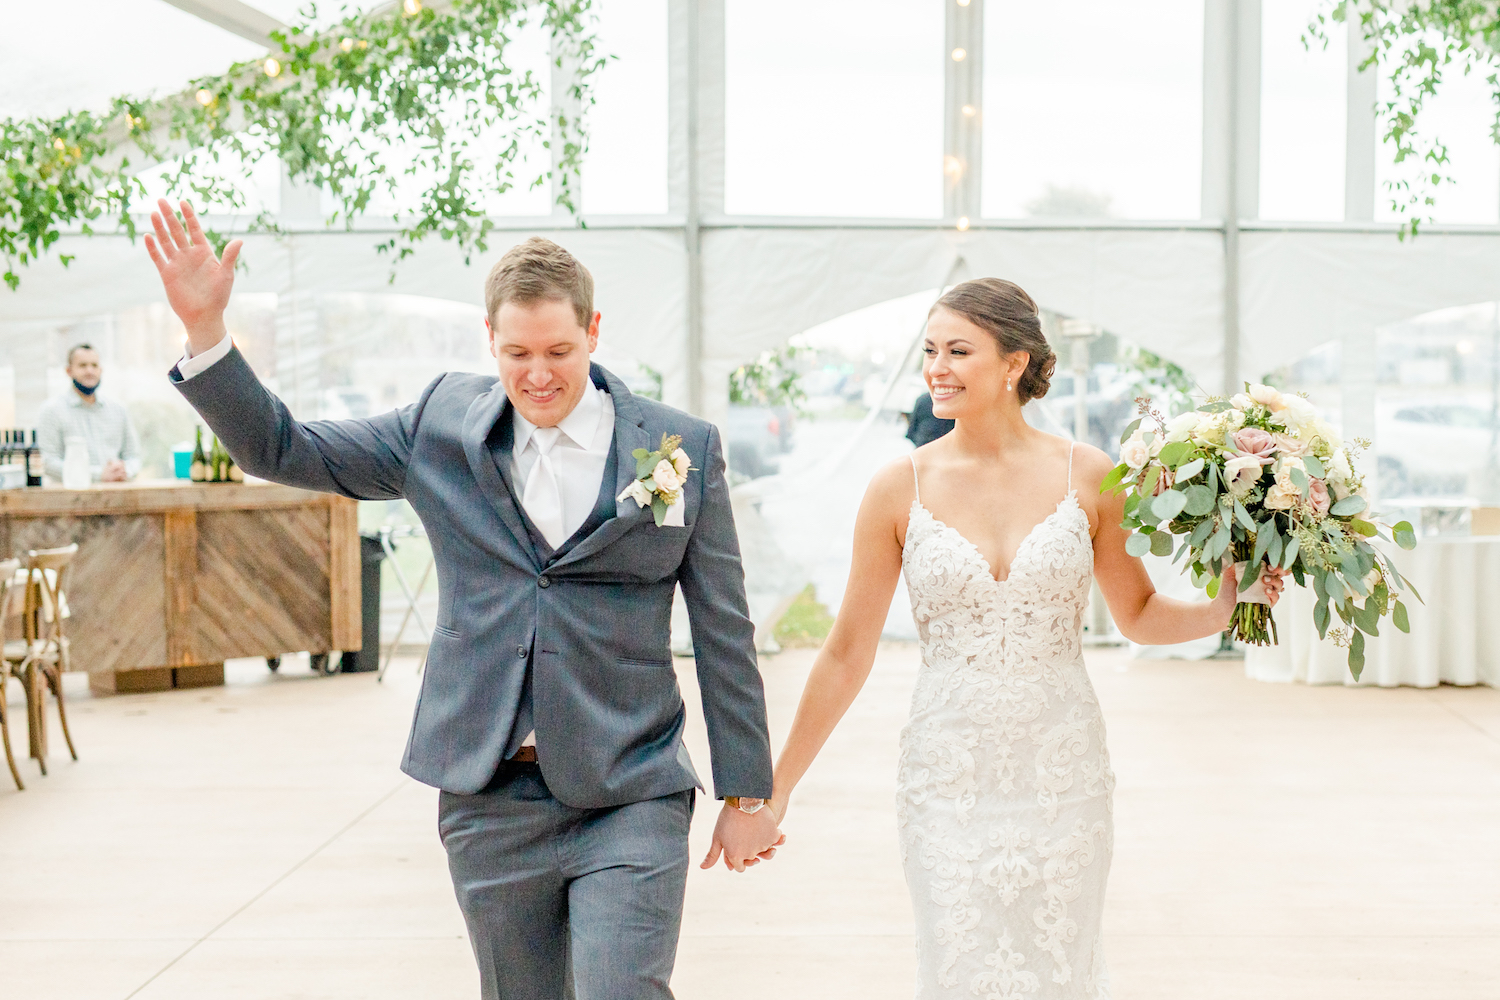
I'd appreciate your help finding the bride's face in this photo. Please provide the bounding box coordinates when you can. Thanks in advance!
[923,307,1026,420]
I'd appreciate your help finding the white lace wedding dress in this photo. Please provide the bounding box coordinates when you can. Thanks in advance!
[897,445,1114,999]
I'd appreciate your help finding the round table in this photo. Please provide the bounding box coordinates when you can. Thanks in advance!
[1244,535,1500,687]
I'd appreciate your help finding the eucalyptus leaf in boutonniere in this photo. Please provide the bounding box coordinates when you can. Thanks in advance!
[618,433,695,526]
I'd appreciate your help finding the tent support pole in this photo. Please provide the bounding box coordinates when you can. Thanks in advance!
[685,0,704,416]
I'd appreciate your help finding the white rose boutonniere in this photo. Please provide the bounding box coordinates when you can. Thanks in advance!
[618,433,697,526]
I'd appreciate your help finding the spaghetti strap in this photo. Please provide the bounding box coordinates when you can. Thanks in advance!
[1067,441,1075,493]
[909,454,921,504]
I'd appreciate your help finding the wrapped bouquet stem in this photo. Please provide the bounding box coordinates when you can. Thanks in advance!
[1103,384,1421,679]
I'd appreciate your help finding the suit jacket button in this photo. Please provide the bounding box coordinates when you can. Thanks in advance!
[516,646,527,657]
[538,577,550,589]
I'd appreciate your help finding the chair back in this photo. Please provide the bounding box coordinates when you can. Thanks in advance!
[23,545,77,645]
[0,557,18,648]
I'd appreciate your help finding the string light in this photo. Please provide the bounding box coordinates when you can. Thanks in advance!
[961,104,977,117]
[951,47,967,62]
[196,89,214,106]
[340,37,355,52]
[944,156,964,177]
[403,0,422,13]
[957,0,971,6]
[956,216,971,231]
[52,137,65,151]
[264,57,282,77]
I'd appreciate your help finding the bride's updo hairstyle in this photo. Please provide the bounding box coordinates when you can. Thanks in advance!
[932,278,1057,403]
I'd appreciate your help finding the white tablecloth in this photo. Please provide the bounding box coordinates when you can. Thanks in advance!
[1244,536,1500,687]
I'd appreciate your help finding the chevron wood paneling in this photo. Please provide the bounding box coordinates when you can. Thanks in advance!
[8,514,167,673]
[192,507,333,661]
[3,486,357,680]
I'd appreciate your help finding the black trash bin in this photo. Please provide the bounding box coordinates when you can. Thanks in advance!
[339,531,388,672]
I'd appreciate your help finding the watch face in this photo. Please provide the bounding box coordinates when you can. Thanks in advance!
[737,798,765,814]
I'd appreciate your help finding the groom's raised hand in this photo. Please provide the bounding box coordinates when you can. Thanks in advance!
[144,198,242,355]
[700,803,785,873]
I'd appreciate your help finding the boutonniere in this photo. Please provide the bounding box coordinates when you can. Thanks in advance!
[618,433,695,526]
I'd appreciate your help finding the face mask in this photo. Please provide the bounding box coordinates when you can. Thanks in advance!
[73,379,98,397]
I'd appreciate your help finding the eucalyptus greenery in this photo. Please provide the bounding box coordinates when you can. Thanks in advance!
[1315,1,1500,236]
[1,0,604,291]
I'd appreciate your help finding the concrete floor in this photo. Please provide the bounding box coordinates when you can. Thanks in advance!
[3,645,1498,999]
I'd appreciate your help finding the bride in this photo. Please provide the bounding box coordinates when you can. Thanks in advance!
[768,278,1285,999]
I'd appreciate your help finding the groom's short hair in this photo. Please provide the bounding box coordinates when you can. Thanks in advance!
[485,237,594,329]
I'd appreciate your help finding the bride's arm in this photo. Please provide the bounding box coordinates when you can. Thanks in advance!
[1083,446,1285,644]
[769,460,908,822]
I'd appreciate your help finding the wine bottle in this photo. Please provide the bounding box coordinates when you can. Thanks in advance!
[190,426,208,482]
[228,453,244,483]
[211,434,228,483]
[25,429,42,487]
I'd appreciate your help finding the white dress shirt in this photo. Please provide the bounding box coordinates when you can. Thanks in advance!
[510,380,615,544]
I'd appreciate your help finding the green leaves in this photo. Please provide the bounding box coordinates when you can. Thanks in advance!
[1157,441,1193,468]
[1393,600,1410,633]
[1100,463,1129,494]
[1152,489,1187,521]
[1150,530,1174,557]
[1119,418,1142,444]
[1125,532,1153,557]
[1349,629,1365,681]
[1183,484,1216,516]
[1302,455,1326,479]
[1330,495,1368,517]
[1175,457,1205,481]
[1313,599,1331,640]
[1392,520,1417,550]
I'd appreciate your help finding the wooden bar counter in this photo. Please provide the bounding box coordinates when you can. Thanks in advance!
[0,481,359,693]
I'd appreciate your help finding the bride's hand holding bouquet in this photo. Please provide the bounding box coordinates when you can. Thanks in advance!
[1103,383,1420,679]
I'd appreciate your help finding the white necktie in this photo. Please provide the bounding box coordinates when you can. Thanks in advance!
[522,426,567,549]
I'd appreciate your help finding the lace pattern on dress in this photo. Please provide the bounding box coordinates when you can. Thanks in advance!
[897,445,1115,999]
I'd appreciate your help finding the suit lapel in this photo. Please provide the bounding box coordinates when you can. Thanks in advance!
[462,385,541,568]
[550,365,652,570]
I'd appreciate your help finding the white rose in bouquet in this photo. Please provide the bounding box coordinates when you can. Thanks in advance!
[1165,411,1202,443]
[1120,430,1150,470]
[1328,449,1353,487]
[1247,383,1287,412]
[1224,454,1268,493]
[1231,392,1255,410]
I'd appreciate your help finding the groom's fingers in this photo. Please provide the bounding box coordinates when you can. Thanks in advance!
[700,838,723,870]
[220,238,243,272]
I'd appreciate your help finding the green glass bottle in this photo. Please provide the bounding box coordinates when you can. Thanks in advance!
[190,426,208,482]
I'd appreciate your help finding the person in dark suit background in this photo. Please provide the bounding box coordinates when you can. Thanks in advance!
[905,391,955,447]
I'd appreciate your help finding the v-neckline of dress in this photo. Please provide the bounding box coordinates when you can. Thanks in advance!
[910,492,1080,586]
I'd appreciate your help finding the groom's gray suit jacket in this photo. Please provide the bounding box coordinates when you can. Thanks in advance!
[173,350,773,808]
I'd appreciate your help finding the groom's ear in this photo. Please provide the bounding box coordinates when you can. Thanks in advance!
[586,311,601,353]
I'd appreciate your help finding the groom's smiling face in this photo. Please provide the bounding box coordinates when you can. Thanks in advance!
[489,298,602,428]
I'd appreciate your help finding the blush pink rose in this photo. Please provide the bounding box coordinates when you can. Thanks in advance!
[1274,432,1309,457]
[1233,426,1276,458]
[1307,477,1331,515]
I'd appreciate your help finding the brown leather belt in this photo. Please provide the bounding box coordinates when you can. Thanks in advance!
[506,746,538,763]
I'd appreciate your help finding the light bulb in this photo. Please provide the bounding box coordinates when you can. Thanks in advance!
[196,89,213,106]
[264,57,281,77]
[340,37,354,52]
[52,137,65,150]
[957,0,971,6]
[961,104,977,117]
[944,156,964,177]
[956,216,971,232]
[403,0,422,13]
[951,47,967,62]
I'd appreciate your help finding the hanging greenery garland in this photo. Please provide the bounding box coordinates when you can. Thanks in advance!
[1316,1,1500,236]
[0,0,604,291]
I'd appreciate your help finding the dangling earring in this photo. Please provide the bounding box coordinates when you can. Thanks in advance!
[1006,377,1012,391]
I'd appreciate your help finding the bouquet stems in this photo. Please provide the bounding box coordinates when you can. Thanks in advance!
[1229,597,1278,646]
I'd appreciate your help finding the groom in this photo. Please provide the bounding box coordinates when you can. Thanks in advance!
[144,199,783,999]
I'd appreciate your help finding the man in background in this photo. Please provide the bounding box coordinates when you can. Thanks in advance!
[904,390,954,448]
[37,343,141,483]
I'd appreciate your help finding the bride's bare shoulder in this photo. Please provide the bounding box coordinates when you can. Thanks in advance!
[1067,441,1117,487]
[866,453,920,504]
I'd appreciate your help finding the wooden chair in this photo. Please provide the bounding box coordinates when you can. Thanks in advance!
[3,545,80,774]
[0,558,23,790]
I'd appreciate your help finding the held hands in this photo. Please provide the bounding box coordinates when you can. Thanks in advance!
[144,199,242,354]
[699,801,785,873]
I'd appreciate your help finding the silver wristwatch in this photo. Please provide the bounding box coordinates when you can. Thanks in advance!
[725,796,766,815]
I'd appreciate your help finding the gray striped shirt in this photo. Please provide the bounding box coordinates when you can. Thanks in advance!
[36,393,141,482]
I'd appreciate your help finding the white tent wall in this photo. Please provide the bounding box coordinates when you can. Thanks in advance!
[7,0,1500,438]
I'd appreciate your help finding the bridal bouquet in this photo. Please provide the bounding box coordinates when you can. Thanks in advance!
[1101,383,1419,678]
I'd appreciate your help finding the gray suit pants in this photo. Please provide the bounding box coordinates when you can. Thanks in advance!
[439,763,694,1000]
